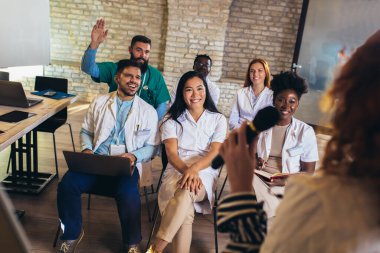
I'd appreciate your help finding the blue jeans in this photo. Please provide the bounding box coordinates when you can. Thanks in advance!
[57,170,141,244]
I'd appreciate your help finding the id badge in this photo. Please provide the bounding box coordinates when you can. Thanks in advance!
[110,144,126,156]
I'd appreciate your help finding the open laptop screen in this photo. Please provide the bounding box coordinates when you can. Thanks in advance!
[0,80,42,108]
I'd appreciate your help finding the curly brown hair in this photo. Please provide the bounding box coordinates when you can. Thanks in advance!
[322,30,380,178]
[243,58,271,88]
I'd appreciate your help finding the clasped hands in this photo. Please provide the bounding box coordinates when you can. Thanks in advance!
[178,164,203,195]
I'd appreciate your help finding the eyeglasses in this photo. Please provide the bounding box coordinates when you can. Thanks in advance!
[195,62,211,70]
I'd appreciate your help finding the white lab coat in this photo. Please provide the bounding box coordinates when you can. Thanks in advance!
[170,77,220,106]
[158,109,227,214]
[254,117,319,218]
[81,92,159,179]
[206,77,220,106]
[256,117,319,173]
[229,86,273,129]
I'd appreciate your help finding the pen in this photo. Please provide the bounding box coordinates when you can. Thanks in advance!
[136,124,140,131]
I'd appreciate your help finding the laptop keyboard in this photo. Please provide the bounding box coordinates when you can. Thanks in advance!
[27,98,42,106]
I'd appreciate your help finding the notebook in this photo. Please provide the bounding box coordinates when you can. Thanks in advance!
[63,151,132,176]
[0,80,43,108]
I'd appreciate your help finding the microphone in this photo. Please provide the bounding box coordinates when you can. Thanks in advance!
[211,106,279,169]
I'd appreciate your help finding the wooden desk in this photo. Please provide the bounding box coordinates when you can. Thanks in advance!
[0,93,77,194]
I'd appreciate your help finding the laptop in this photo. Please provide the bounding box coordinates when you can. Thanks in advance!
[63,151,131,176]
[0,80,43,108]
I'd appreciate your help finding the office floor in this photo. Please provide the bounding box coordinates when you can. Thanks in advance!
[0,103,229,253]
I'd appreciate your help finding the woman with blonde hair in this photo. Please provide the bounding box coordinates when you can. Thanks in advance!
[218,30,380,253]
[229,58,273,129]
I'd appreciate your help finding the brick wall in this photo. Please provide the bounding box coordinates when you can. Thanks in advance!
[162,0,233,92]
[217,0,302,116]
[47,0,168,102]
[6,0,302,116]
[223,0,303,79]
[49,0,168,68]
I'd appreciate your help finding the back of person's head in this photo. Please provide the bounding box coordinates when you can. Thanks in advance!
[322,30,380,178]
[130,35,151,47]
[244,58,271,88]
[270,71,308,103]
[116,59,141,74]
[165,71,218,127]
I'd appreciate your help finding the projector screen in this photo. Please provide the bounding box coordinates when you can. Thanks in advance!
[0,0,50,68]
[293,0,380,127]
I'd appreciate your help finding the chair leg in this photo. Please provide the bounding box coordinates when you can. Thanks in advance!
[155,167,166,193]
[218,175,228,201]
[6,153,11,174]
[218,166,223,178]
[143,186,152,222]
[53,223,61,248]
[6,143,16,174]
[151,184,154,194]
[87,193,91,210]
[67,123,75,152]
[214,206,219,253]
[146,200,160,251]
[52,133,59,178]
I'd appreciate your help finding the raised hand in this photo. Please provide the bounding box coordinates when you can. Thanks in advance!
[90,18,108,49]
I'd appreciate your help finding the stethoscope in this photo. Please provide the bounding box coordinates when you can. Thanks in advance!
[138,67,151,96]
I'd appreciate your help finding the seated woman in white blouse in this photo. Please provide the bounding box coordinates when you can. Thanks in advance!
[254,71,319,220]
[229,58,273,129]
[146,71,227,253]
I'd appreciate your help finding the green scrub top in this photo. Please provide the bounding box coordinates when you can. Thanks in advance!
[92,62,170,108]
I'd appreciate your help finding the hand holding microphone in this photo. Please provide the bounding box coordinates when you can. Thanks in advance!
[211,106,279,169]
[217,106,279,193]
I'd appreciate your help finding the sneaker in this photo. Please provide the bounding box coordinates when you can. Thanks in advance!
[57,229,84,253]
[123,244,142,253]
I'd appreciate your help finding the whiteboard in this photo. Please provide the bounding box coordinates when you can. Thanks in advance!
[0,0,50,68]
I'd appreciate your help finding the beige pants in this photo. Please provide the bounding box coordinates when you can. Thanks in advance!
[156,186,207,253]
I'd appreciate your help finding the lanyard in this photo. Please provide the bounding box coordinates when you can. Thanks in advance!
[138,72,147,96]
[114,98,133,145]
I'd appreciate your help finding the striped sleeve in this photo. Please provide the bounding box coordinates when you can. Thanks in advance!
[217,192,267,253]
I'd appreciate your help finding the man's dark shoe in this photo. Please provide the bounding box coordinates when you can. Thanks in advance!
[57,229,84,253]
